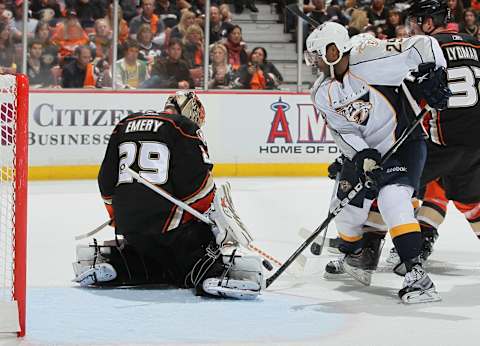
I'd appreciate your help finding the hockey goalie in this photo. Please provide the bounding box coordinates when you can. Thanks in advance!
[72,91,265,299]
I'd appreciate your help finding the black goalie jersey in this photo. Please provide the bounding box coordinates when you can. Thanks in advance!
[98,111,214,236]
[427,32,480,147]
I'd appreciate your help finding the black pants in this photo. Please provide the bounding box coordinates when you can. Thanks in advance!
[102,221,215,288]
[420,142,480,203]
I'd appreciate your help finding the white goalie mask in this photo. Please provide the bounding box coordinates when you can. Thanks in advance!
[165,91,206,127]
[305,22,352,76]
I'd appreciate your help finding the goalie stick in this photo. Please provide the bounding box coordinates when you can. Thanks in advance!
[126,168,302,273]
[74,219,112,241]
[266,103,432,287]
[286,4,320,28]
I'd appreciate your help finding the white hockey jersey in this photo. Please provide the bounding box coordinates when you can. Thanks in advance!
[311,35,446,159]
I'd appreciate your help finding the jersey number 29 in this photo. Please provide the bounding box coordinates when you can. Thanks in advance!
[117,141,170,185]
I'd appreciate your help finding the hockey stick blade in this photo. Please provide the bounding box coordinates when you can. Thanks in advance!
[286,4,320,28]
[74,219,111,241]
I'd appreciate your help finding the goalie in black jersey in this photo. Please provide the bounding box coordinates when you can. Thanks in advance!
[72,91,265,299]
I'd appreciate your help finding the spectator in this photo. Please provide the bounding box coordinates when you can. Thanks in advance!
[26,40,54,87]
[170,10,195,40]
[31,0,61,21]
[34,20,58,68]
[182,24,204,87]
[155,0,181,28]
[51,10,89,60]
[129,0,165,41]
[120,0,138,22]
[89,18,111,61]
[349,8,369,32]
[182,24,203,68]
[367,0,388,27]
[61,45,96,88]
[115,39,149,89]
[0,1,17,37]
[342,0,358,22]
[219,3,233,23]
[383,9,402,38]
[223,25,248,71]
[449,0,465,23]
[235,47,283,90]
[0,21,16,74]
[66,0,107,29]
[210,5,233,43]
[136,23,163,65]
[142,38,194,89]
[104,3,129,45]
[14,0,38,41]
[395,25,410,39]
[460,8,479,37]
[208,42,236,89]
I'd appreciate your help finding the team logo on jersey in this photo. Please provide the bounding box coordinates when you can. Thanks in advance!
[335,99,372,125]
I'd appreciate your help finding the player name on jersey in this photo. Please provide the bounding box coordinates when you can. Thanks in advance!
[445,45,479,62]
[125,119,164,133]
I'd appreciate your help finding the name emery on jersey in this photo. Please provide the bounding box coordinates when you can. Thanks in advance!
[125,119,164,133]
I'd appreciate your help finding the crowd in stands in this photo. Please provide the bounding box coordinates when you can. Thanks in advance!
[2,0,479,89]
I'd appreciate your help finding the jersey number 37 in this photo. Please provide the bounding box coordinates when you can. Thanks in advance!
[447,65,480,108]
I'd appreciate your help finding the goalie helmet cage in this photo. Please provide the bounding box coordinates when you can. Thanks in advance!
[0,74,28,337]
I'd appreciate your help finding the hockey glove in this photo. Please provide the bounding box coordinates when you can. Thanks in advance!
[413,62,452,110]
[353,148,383,190]
[327,155,345,180]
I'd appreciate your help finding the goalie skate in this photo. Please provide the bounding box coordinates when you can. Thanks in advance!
[398,264,441,304]
[202,278,261,300]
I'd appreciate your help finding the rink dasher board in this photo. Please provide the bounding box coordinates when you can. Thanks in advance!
[27,90,339,179]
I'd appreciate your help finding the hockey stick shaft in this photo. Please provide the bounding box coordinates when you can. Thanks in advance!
[286,4,320,28]
[74,219,112,241]
[127,168,286,267]
[266,106,429,287]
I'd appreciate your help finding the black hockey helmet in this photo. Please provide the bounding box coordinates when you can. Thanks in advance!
[407,0,450,26]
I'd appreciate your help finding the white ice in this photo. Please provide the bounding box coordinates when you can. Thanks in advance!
[9,178,480,345]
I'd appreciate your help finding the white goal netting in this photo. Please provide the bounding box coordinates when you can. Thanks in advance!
[0,75,21,334]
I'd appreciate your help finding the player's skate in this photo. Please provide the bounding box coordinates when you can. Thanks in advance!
[343,233,383,286]
[323,257,347,279]
[398,263,441,304]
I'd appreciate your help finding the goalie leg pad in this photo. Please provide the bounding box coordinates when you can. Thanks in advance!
[74,263,117,287]
[202,278,261,300]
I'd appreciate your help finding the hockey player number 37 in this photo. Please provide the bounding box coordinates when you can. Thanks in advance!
[118,141,170,185]
[447,65,480,108]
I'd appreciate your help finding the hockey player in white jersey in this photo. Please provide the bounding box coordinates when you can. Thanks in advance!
[307,22,451,303]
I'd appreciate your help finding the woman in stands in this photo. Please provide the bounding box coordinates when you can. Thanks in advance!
[223,25,247,71]
[208,43,236,89]
[170,10,196,40]
[34,20,58,69]
[234,46,282,90]
[104,3,129,45]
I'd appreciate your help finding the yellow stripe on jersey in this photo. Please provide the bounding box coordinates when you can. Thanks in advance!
[389,223,421,239]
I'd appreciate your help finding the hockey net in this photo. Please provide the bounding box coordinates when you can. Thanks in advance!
[0,74,28,337]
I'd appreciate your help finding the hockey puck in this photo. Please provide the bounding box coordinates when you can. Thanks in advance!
[262,259,273,271]
[310,241,322,255]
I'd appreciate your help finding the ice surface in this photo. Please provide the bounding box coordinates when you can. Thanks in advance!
[10,178,480,345]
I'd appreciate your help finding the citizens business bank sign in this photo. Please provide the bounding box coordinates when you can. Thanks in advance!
[28,91,339,176]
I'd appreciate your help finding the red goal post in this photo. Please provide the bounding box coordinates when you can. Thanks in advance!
[0,74,28,337]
